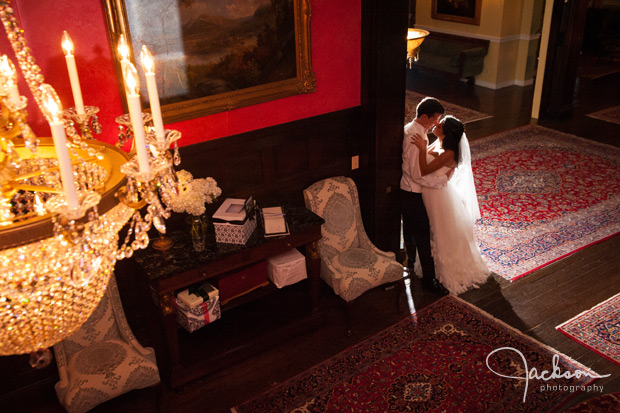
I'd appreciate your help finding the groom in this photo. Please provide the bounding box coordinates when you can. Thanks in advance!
[400,97,449,295]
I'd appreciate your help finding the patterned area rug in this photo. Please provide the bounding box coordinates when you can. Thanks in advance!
[557,293,620,366]
[472,125,620,281]
[565,392,620,412]
[405,90,491,125]
[587,105,620,125]
[233,296,600,412]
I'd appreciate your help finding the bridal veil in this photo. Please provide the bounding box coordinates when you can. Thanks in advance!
[452,133,481,223]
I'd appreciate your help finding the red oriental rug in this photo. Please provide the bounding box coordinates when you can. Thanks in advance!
[233,296,601,412]
[405,90,491,125]
[565,392,620,412]
[471,125,620,281]
[557,293,620,367]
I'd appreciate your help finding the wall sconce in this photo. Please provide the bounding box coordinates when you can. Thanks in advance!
[407,28,429,68]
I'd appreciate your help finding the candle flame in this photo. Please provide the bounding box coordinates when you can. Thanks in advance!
[117,34,130,62]
[33,193,45,216]
[39,83,63,124]
[140,45,155,75]
[61,31,74,56]
[0,55,11,75]
[123,62,140,96]
[0,55,16,85]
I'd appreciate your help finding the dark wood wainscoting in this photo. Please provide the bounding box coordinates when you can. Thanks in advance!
[361,0,409,253]
[177,107,370,208]
[540,0,589,118]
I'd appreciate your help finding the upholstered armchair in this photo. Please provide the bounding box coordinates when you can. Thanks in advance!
[304,177,404,329]
[53,274,160,413]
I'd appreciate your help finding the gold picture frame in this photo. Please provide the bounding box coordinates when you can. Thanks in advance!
[103,0,316,124]
[431,0,481,26]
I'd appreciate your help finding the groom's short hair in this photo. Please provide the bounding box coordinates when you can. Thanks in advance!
[416,97,445,119]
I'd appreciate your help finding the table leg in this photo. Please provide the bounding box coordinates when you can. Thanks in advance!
[159,293,181,368]
[306,240,321,309]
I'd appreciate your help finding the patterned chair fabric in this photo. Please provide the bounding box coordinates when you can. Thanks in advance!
[304,176,404,302]
[53,275,160,413]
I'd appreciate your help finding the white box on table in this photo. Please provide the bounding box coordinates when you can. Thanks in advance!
[267,248,307,288]
[212,198,257,245]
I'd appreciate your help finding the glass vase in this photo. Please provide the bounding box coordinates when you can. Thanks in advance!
[188,214,208,252]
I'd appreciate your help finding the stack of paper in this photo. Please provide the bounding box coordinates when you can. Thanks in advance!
[262,206,289,237]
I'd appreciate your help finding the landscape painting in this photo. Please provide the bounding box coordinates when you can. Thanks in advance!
[104,0,315,122]
[431,0,481,26]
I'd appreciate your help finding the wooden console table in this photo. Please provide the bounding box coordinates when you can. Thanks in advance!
[132,206,324,388]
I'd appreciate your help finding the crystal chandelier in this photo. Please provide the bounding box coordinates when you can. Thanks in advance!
[0,1,180,359]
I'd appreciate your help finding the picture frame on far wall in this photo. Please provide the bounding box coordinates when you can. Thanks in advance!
[102,0,315,124]
[431,0,481,26]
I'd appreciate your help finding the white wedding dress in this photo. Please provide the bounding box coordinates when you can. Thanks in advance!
[419,142,490,295]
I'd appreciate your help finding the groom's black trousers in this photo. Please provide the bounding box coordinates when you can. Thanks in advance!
[400,189,436,281]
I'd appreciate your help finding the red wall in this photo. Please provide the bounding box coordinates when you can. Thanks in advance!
[0,0,360,147]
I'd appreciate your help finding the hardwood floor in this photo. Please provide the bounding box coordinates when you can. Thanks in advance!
[8,70,620,412]
[409,69,620,410]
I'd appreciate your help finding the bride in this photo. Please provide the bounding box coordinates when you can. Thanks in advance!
[411,116,490,295]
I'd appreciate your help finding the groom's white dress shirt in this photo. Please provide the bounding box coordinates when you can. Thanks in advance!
[401,119,447,193]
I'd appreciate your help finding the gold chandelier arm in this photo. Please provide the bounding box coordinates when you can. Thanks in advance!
[6,183,61,194]
[116,185,146,210]
[0,104,22,140]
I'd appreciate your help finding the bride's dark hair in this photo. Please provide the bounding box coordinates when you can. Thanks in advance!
[441,116,464,164]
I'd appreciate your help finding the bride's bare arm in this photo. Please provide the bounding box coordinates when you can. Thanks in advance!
[411,134,454,176]
[419,152,454,176]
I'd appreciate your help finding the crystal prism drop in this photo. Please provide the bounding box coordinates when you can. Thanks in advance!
[153,214,166,234]
[173,143,181,166]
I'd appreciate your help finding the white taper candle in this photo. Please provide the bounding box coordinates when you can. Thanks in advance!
[61,32,85,115]
[124,63,150,174]
[140,46,165,142]
[40,83,79,209]
[50,122,79,209]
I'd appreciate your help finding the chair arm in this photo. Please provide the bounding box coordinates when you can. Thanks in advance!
[108,275,157,357]
[458,46,487,62]
[378,248,396,261]
[464,46,487,57]
[454,46,488,79]
[53,343,70,390]
[357,231,396,260]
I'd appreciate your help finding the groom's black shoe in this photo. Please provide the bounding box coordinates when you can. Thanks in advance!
[422,278,449,296]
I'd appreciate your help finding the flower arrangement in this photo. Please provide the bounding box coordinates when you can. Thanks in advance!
[169,170,222,216]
